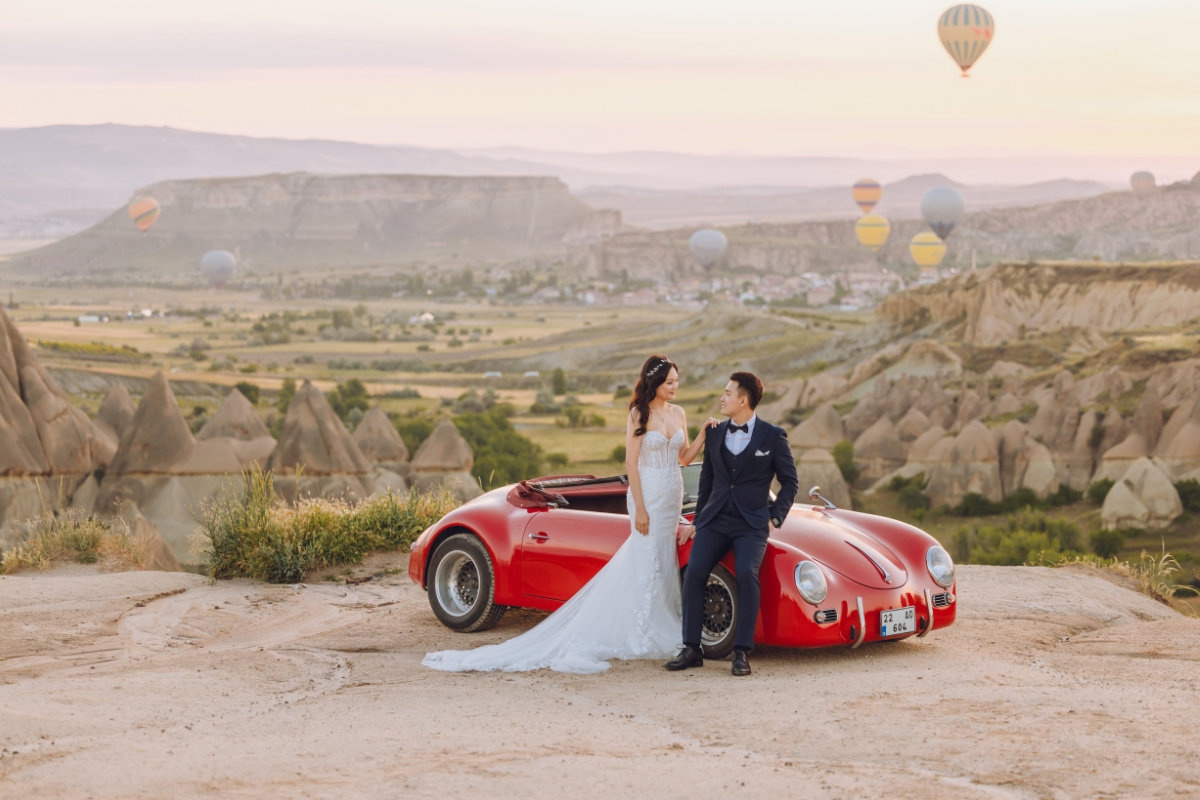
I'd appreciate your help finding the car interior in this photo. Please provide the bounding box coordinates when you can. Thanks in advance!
[525,464,702,516]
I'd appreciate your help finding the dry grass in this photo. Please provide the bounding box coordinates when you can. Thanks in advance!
[197,467,460,584]
[0,509,148,575]
[1033,544,1199,606]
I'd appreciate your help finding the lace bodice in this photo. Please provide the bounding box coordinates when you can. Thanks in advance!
[638,429,685,471]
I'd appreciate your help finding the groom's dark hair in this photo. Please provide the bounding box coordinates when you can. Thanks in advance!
[729,372,763,409]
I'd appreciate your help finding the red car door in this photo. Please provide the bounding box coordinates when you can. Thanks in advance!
[521,509,632,601]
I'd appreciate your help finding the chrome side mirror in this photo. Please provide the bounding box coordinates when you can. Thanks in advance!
[808,486,837,510]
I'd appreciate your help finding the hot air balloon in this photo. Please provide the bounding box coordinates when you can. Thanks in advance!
[909,231,947,267]
[851,178,882,214]
[1130,171,1156,193]
[921,186,965,241]
[855,215,891,252]
[201,250,236,290]
[127,198,160,232]
[689,229,728,270]
[938,4,994,77]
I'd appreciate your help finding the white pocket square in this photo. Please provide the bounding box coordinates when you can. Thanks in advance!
[755,450,769,456]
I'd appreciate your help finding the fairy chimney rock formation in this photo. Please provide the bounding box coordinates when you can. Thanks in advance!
[197,388,270,441]
[410,419,481,501]
[108,371,196,475]
[1101,458,1182,530]
[352,406,409,470]
[852,416,906,488]
[797,448,851,510]
[267,380,370,475]
[791,404,846,451]
[93,381,136,451]
[925,421,1003,508]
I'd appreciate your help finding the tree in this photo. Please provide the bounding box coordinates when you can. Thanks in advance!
[552,367,568,396]
[234,381,260,405]
[326,378,370,423]
[832,439,859,484]
[276,377,296,413]
[454,408,545,489]
[331,309,353,329]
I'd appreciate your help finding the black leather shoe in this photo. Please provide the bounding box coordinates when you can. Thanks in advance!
[664,645,704,671]
[731,650,751,677]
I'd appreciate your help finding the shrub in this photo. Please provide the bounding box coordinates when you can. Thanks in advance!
[530,386,560,414]
[327,378,370,423]
[394,413,435,455]
[1087,478,1115,506]
[1091,528,1126,559]
[898,485,930,511]
[0,510,147,574]
[199,468,459,584]
[953,511,1084,566]
[1174,479,1200,512]
[611,445,627,463]
[454,408,545,489]
[953,484,1082,516]
[331,309,353,329]
[832,440,859,484]
[234,381,260,405]
[614,386,632,400]
[276,377,296,412]
[546,452,569,468]
[552,367,568,396]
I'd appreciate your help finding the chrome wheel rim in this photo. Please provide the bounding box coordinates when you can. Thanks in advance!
[701,574,735,646]
[434,550,480,617]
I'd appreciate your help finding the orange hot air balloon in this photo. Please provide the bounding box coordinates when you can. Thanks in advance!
[128,198,160,232]
[851,179,882,214]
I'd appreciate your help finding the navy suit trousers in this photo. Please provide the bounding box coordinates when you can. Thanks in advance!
[681,508,769,653]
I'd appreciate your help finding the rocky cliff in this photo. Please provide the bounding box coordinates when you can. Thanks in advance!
[11,173,620,276]
[877,261,1200,345]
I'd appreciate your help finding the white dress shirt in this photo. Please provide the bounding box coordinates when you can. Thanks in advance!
[724,414,758,456]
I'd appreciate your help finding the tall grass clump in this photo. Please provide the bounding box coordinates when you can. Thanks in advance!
[0,510,148,574]
[199,467,459,583]
[1033,543,1200,606]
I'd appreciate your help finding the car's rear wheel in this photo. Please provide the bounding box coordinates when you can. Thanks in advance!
[700,564,737,660]
[427,533,507,632]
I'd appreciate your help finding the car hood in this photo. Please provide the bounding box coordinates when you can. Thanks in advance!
[773,506,908,590]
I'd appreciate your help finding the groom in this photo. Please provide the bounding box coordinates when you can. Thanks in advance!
[666,372,798,677]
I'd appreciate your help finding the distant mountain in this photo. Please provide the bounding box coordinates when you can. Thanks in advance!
[577,174,1110,230]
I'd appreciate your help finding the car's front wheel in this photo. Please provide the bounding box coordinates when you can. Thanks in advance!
[700,564,738,660]
[427,533,507,632]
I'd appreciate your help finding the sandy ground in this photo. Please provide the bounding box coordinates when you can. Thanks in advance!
[1,560,1198,800]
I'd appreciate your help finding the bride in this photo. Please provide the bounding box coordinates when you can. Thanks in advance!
[423,354,712,674]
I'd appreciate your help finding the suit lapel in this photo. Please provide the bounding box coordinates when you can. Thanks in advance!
[743,418,770,465]
[711,419,732,480]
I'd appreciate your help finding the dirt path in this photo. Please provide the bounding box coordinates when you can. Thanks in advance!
[0,563,1197,799]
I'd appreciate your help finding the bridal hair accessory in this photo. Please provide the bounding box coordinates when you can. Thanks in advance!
[646,357,670,377]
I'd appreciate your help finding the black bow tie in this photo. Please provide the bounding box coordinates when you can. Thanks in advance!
[727,423,750,434]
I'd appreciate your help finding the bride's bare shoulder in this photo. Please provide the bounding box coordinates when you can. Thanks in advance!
[667,403,687,420]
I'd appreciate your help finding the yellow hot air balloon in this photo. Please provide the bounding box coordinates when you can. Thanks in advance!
[128,197,160,232]
[909,231,947,267]
[855,214,891,252]
[938,4,994,77]
[851,178,882,214]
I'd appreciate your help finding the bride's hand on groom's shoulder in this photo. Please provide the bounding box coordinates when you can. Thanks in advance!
[699,417,721,437]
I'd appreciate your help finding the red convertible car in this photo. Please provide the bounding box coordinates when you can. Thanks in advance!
[408,464,957,659]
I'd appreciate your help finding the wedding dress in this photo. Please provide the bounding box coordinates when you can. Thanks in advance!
[423,429,685,674]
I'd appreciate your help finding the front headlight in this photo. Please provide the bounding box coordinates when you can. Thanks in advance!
[794,561,828,605]
[926,546,955,588]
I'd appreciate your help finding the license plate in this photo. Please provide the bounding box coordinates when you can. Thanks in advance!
[880,606,916,637]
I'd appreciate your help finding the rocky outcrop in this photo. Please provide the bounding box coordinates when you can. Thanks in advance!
[410,420,481,501]
[895,408,931,443]
[352,407,409,475]
[1155,399,1200,476]
[1101,458,1182,530]
[796,449,851,510]
[925,421,1003,508]
[108,371,196,475]
[1096,435,1150,484]
[93,382,135,462]
[757,379,805,425]
[268,381,370,476]
[852,417,906,488]
[791,404,845,451]
[197,389,269,441]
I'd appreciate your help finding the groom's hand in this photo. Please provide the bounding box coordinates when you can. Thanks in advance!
[677,525,695,544]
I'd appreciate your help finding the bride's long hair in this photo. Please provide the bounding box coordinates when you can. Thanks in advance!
[629,354,678,437]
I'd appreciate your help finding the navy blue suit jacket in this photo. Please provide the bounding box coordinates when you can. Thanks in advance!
[693,417,799,532]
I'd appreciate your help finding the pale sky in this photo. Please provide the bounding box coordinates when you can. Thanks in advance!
[2,0,1199,160]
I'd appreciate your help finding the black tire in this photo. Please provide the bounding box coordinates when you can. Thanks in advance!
[699,564,738,661]
[427,533,507,632]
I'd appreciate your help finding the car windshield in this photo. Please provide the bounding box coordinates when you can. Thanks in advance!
[681,463,701,514]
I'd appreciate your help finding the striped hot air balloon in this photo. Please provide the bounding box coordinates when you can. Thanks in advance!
[938,4,994,77]
[127,198,160,232]
[851,179,882,214]
[1130,171,1156,193]
[855,215,891,252]
[909,232,947,267]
